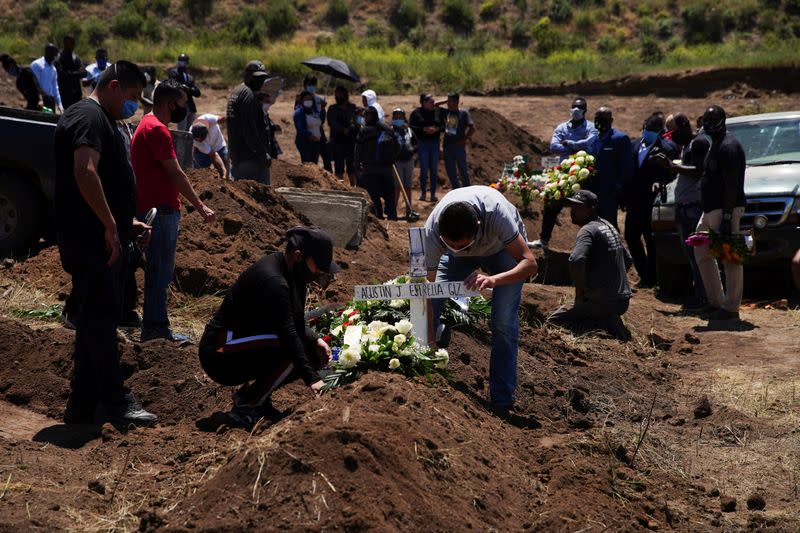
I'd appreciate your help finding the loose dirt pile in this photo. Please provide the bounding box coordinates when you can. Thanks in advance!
[269,159,349,191]
[467,107,549,184]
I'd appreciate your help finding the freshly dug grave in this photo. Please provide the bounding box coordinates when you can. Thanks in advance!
[269,159,349,191]
[467,107,550,185]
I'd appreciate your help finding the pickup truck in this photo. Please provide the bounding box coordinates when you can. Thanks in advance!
[652,111,800,295]
[0,105,193,256]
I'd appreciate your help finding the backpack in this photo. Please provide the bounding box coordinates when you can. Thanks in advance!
[374,128,401,165]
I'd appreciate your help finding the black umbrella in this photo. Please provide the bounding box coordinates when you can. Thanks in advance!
[301,56,360,83]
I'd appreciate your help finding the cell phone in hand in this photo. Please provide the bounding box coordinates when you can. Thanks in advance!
[144,207,157,226]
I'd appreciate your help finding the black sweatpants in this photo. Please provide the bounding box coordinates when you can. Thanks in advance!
[63,246,129,406]
[625,203,656,285]
[361,168,397,220]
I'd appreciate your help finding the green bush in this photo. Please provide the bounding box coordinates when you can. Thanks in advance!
[479,0,502,20]
[597,33,620,53]
[392,0,424,32]
[681,1,725,43]
[510,20,530,48]
[151,0,170,16]
[574,10,595,32]
[785,0,800,15]
[548,0,572,22]
[141,15,163,41]
[335,26,354,42]
[112,7,146,38]
[47,17,83,46]
[531,16,561,56]
[442,0,475,33]
[325,0,350,26]
[229,8,267,46]
[183,0,214,23]
[265,0,298,38]
[85,17,108,46]
[514,0,528,14]
[639,35,664,63]
[656,16,674,38]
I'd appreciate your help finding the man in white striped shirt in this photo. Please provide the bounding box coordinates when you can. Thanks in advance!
[30,43,62,113]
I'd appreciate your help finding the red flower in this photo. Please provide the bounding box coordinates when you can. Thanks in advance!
[347,310,358,317]
[588,166,594,172]
[342,321,352,327]
[323,335,333,343]
[309,316,321,325]
[513,171,520,177]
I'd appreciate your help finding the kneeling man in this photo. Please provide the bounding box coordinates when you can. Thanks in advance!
[199,227,340,429]
[548,190,632,338]
[424,186,538,414]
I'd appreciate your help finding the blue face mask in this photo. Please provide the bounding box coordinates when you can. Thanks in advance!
[306,85,316,94]
[392,119,405,127]
[120,99,138,120]
[97,59,108,70]
[356,116,365,125]
[642,130,659,145]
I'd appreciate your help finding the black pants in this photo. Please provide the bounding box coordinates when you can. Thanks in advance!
[320,132,333,172]
[597,194,619,230]
[361,169,397,220]
[64,245,140,320]
[63,246,129,406]
[539,201,562,243]
[199,329,320,389]
[625,204,656,285]
[42,94,56,110]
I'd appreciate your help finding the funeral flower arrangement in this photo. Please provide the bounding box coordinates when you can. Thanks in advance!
[685,230,753,265]
[308,276,490,391]
[493,152,596,210]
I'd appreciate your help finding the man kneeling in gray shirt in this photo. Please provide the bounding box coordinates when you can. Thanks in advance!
[548,190,633,339]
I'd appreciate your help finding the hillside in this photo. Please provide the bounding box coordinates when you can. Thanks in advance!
[1,0,800,91]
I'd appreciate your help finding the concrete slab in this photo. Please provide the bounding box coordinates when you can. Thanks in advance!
[275,187,369,248]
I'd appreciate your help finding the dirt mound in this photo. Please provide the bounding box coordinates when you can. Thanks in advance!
[0,317,226,424]
[468,107,549,184]
[269,159,349,190]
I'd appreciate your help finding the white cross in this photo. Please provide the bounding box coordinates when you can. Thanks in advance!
[353,228,478,346]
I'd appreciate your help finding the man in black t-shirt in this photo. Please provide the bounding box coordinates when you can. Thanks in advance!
[1,54,41,110]
[548,190,633,339]
[199,227,341,429]
[227,60,270,184]
[660,105,747,321]
[55,35,84,109]
[439,93,475,190]
[55,60,156,426]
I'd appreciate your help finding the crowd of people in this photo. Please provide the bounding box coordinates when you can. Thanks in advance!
[527,98,748,337]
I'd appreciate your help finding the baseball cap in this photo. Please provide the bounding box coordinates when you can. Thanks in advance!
[244,60,268,76]
[566,190,598,208]
[286,226,342,274]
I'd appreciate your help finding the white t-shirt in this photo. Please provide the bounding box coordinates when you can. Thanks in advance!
[192,114,227,155]
[306,113,322,138]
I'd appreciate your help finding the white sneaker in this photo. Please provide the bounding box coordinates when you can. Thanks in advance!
[528,239,549,250]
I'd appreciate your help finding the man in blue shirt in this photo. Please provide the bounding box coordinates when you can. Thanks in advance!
[531,97,598,249]
[30,43,62,113]
[586,106,633,229]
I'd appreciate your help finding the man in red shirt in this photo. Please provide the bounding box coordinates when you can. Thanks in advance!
[131,78,215,342]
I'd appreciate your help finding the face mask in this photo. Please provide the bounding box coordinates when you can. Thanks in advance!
[356,116,365,125]
[672,128,693,146]
[392,119,405,127]
[306,85,316,94]
[120,99,139,120]
[440,235,475,254]
[293,258,322,285]
[170,104,188,124]
[335,96,347,105]
[703,118,726,137]
[262,103,271,114]
[595,119,611,132]
[570,107,585,121]
[245,78,264,92]
[303,100,314,109]
[177,60,187,68]
[97,59,108,70]
[642,130,659,145]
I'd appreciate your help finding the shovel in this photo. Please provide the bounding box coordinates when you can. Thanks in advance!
[392,165,420,222]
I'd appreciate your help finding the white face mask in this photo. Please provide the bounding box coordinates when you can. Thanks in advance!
[262,103,271,114]
[303,100,314,109]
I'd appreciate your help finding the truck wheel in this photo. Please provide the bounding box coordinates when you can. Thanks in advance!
[655,256,688,299]
[0,174,40,257]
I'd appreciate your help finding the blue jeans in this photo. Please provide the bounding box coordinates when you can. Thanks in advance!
[417,138,439,198]
[675,203,706,303]
[432,250,523,406]
[141,209,180,332]
[193,146,228,169]
[444,143,469,189]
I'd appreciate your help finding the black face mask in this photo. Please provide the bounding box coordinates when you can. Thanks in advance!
[335,96,348,105]
[170,104,188,124]
[595,118,612,133]
[245,78,264,92]
[293,259,320,286]
[672,128,693,147]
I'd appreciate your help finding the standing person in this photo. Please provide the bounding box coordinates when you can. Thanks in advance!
[439,93,475,190]
[660,106,746,321]
[360,89,384,123]
[30,43,62,113]
[391,107,419,220]
[585,106,632,230]
[190,113,228,179]
[55,35,83,109]
[423,186,538,415]
[665,113,709,309]
[625,113,679,287]
[327,85,358,184]
[294,90,322,163]
[167,53,201,131]
[303,74,332,172]
[1,54,41,110]
[547,190,632,339]
[226,60,270,184]
[54,60,156,425]
[83,49,109,89]
[257,90,281,164]
[530,97,598,249]
[409,94,442,202]
[354,106,398,220]
[130,78,216,342]
[198,226,340,429]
